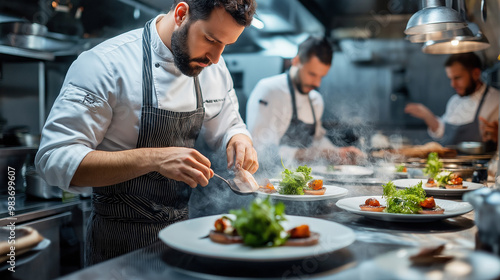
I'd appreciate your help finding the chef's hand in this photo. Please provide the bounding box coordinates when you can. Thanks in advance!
[479,116,498,143]
[226,134,259,174]
[335,146,366,165]
[404,103,432,120]
[156,147,214,188]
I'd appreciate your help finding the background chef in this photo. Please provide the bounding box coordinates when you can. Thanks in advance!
[35,0,258,265]
[246,36,365,175]
[405,52,500,149]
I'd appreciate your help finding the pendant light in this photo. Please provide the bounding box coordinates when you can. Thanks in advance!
[405,0,467,35]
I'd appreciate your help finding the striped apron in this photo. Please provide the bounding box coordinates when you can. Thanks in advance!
[85,19,205,266]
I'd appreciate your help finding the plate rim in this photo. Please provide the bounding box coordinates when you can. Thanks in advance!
[159,214,356,261]
[256,184,348,201]
[336,195,473,222]
[391,178,484,194]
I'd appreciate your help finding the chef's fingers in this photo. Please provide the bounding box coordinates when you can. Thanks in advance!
[226,143,235,169]
[242,147,259,174]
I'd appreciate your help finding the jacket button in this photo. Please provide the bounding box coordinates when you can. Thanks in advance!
[155,63,160,68]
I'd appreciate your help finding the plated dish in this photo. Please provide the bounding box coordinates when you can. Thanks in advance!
[359,247,500,280]
[392,179,484,196]
[310,165,374,177]
[258,181,348,201]
[158,214,356,261]
[336,196,473,222]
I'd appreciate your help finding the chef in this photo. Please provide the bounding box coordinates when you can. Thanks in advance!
[35,0,258,265]
[405,52,500,148]
[246,36,364,173]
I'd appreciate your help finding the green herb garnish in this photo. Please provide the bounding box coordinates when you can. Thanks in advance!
[278,161,313,195]
[423,152,442,179]
[229,197,288,247]
[382,181,426,214]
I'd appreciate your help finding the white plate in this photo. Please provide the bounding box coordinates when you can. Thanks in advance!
[258,181,348,201]
[336,196,473,222]
[311,165,374,177]
[392,179,485,196]
[360,247,500,280]
[158,214,356,261]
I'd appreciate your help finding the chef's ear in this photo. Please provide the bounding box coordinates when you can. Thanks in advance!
[291,55,300,66]
[471,67,481,81]
[174,2,189,26]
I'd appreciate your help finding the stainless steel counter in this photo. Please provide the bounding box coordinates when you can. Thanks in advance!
[57,182,494,280]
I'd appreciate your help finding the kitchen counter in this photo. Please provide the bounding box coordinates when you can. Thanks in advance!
[58,182,495,280]
[0,193,91,225]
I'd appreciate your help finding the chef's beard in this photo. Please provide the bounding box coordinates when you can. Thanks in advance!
[293,72,316,95]
[462,77,478,96]
[171,21,210,77]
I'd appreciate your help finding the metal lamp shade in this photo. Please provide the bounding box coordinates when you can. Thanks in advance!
[405,6,467,35]
[406,26,474,43]
[422,33,490,54]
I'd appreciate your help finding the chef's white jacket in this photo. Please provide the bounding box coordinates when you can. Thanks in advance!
[246,73,335,164]
[429,84,500,139]
[36,15,250,193]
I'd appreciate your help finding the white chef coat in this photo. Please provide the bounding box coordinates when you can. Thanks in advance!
[246,73,335,164]
[36,15,250,193]
[429,84,500,139]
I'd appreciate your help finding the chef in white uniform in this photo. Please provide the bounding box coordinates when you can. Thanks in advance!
[405,52,499,149]
[36,0,258,265]
[246,36,364,173]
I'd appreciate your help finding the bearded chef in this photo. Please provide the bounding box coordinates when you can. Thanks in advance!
[405,52,500,148]
[35,0,258,265]
[246,36,365,172]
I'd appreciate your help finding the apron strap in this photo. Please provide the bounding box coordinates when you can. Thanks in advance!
[142,19,154,107]
[286,71,316,135]
[474,85,489,119]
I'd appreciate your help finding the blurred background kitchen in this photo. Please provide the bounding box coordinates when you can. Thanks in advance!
[0,0,499,278]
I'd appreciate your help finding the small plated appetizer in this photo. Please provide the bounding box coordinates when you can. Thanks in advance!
[359,198,386,212]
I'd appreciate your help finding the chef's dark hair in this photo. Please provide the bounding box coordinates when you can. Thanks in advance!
[171,0,256,27]
[297,36,333,65]
[445,52,483,71]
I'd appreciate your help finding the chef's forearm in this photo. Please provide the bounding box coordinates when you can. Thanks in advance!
[70,148,156,187]
[425,115,440,133]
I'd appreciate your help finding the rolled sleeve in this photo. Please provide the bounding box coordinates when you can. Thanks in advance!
[428,116,445,139]
[36,50,114,193]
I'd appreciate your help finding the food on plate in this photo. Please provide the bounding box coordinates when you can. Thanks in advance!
[304,179,326,195]
[208,198,319,247]
[359,198,386,212]
[409,244,454,265]
[418,197,444,214]
[258,180,277,194]
[395,164,407,172]
[424,153,465,189]
[378,181,444,214]
[423,152,443,179]
[233,168,260,192]
[426,171,465,189]
[276,164,325,195]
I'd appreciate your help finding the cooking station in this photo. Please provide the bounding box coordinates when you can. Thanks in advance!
[58,173,494,280]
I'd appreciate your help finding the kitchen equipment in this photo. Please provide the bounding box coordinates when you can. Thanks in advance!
[464,188,500,256]
[456,141,485,155]
[24,169,62,199]
[0,147,37,195]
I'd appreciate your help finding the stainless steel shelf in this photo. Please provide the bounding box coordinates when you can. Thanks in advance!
[0,45,54,61]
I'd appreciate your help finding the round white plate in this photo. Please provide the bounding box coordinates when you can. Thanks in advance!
[336,196,473,222]
[392,178,485,196]
[311,165,374,177]
[258,181,348,201]
[158,214,356,261]
[359,247,500,280]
